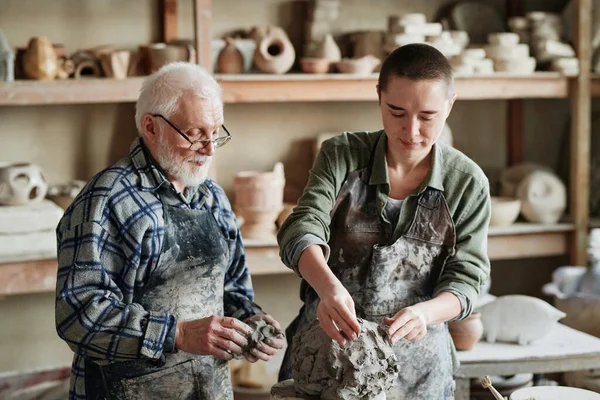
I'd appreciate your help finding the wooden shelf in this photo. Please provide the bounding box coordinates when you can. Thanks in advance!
[488,222,574,260]
[0,77,145,106]
[0,223,574,296]
[0,73,570,106]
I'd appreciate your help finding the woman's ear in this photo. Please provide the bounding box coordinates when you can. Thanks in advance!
[447,93,457,117]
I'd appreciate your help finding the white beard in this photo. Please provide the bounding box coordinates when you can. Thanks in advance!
[156,135,212,187]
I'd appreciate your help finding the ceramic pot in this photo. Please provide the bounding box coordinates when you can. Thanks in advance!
[148,42,195,73]
[0,162,48,206]
[217,38,244,74]
[100,50,131,79]
[516,170,566,224]
[22,36,58,80]
[300,57,330,74]
[314,33,341,62]
[234,163,285,240]
[335,55,380,75]
[251,26,295,74]
[490,197,521,227]
[448,312,483,351]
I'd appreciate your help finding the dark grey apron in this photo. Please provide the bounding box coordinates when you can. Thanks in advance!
[85,193,233,400]
[281,162,457,400]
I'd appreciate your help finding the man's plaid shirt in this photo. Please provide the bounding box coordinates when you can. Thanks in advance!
[55,138,262,399]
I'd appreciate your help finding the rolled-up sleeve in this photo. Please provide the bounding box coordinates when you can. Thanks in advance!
[55,221,176,363]
[433,186,491,320]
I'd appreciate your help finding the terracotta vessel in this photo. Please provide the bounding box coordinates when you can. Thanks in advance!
[100,50,130,79]
[22,36,58,80]
[217,38,244,74]
[335,55,380,75]
[448,312,483,350]
[300,57,330,74]
[250,26,295,74]
[0,162,48,206]
[314,33,341,62]
[148,42,195,73]
[234,163,285,240]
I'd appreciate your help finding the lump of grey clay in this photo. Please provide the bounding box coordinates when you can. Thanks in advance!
[292,318,399,400]
[234,319,284,359]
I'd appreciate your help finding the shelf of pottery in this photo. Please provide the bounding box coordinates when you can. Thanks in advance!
[0,6,577,105]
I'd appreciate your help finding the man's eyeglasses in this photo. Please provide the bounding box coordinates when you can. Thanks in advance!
[151,114,232,151]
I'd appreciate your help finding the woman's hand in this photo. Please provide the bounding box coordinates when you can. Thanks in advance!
[384,306,428,344]
[317,283,361,346]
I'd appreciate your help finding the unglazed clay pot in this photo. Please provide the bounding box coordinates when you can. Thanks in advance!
[448,312,483,350]
[22,36,58,80]
[100,50,130,79]
[217,38,244,74]
[314,33,341,62]
[234,163,285,240]
[250,26,295,74]
[0,162,48,206]
[148,42,195,73]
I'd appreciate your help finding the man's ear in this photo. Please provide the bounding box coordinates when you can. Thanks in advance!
[142,114,158,145]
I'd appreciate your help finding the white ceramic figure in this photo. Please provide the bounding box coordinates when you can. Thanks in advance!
[0,162,48,206]
[476,295,566,345]
[516,170,566,224]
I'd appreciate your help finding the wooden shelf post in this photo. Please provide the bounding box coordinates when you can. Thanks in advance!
[161,0,179,43]
[571,0,592,265]
[193,0,213,71]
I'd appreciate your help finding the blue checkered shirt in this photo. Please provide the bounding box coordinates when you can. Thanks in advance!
[55,138,262,399]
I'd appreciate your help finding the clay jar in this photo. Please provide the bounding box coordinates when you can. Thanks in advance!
[250,26,295,74]
[216,38,244,74]
[148,42,195,73]
[234,163,285,240]
[448,312,483,351]
[0,162,48,206]
[22,36,58,80]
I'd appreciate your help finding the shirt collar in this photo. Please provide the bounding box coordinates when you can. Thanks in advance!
[368,131,445,192]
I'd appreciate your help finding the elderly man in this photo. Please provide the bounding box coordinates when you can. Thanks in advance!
[55,62,284,400]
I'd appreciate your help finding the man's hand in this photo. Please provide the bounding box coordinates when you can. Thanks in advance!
[242,314,285,363]
[384,306,428,344]
[175,315,252,360]
[317,283,361,346]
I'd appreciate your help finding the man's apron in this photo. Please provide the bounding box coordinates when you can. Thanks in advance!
[85,193,233,400]
[281,162,457,399]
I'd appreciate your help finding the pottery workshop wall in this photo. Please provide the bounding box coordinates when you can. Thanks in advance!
[0,0,571,375]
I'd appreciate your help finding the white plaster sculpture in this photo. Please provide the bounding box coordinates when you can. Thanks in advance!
[476,295,565,345]
[516,170,566,224]
[500,163,552,198]
[0,162,48,206]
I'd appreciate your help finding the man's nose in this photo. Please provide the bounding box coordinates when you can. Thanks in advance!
[199,140,216,156]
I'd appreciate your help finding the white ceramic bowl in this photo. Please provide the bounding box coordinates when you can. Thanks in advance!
[510,386,600,400]
[490,197,521,227]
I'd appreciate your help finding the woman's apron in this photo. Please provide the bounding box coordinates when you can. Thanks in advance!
[281,162,457,399]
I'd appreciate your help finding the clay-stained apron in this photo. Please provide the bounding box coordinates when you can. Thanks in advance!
[282,163,457,400]
[86,196,233,400]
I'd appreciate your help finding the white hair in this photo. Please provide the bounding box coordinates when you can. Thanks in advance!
[135,62,223,136]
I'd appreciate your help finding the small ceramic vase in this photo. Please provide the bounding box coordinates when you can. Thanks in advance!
[234,163,285,240]
[217,38,244,74]
[23,36,58,80]
[251,26,295,74]
[0,162,48,206]
[448,312,484,351]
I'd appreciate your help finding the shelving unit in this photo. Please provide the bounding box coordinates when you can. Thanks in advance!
[0,0,593,295]
[0,73,570,106]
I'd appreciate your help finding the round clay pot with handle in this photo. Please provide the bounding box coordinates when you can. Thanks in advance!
[250,26,295,74]
[0,162,48,206]
[448,312,483,351]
